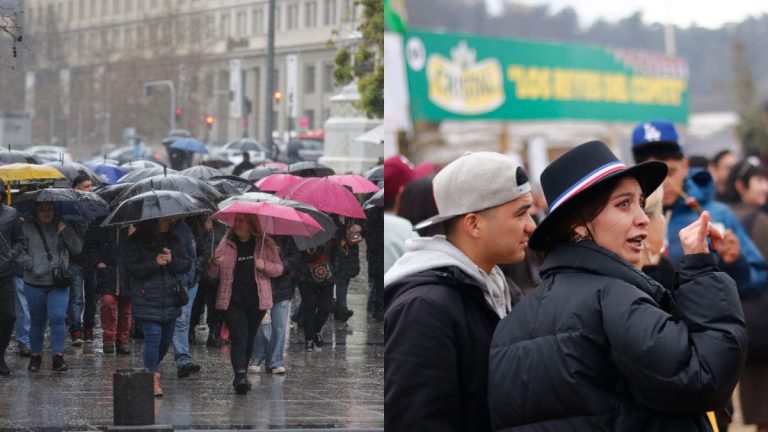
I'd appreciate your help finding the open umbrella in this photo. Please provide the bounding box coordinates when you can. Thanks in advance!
[117,166,178,184]
[170,138,208,154]
[120,160,164,170]
[14,188,110,221]
[288,161,335,178]
[276,177,365,219]
[363,165,384,183]
[102,190,211,227]
[255,173,304,192]
[84,162,128,185]
[208,175,258,193]
[200,156,235,169]
[180,165,223,180]
[218,192,337,250]
[45,162,102,186]
[254,161,289,170]
[240,167,286,181]
[213,201,322,236]
[363,188,383,210]
[94,183,134,208]
[328,174,379,193]
[0,150,42,165]
[0,163,66,183]
[115,174,224,210]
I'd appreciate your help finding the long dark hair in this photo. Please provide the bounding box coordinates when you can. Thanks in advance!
[397,177,444,237]
[723,157,768,204]
[133,219,179,254]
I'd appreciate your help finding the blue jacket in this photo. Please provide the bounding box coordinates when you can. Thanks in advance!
[667,168,767,298]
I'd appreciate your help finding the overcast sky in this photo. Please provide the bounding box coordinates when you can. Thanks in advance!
[484,0,768,28]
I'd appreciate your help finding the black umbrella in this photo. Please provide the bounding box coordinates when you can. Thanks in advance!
[102,190,212,227]
[208,175,257,193]
[44,162,102,186]
[288,161,335,178]
[200,156,234,169]
[364,188,383,210]
[94,183,134,208]
[363,165,383,183]
[179,165,224,180]
[115,174,224,210]
[117,166,178,184]
[240,167,286,181]
[0,150,42,165]
[120,160,165,170]
[14,188,110,221]
[278,198,337,250]
[206,179,245,197]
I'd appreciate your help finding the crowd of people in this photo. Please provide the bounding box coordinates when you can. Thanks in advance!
[384,120,768,431]
[0,156,384,398]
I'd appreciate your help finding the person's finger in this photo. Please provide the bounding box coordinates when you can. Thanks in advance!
[708,222,725,241]
[697,211,711,240]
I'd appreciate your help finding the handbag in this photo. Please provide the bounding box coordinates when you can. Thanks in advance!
[306,252,334,284]
[33,221,75,287]
[173,280,189,307]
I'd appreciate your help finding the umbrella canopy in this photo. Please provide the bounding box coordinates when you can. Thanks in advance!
[0,163,66,183]
[254,161,289,170]
[14,188,110,221]
[213,201,323,236]
[363,165,384,183]
[94,183,134,208]
[117,166,178,184]
[364,188,383,210]
[228,138,265,152]
[0,150,42,165]
[170,138,208,154]
[84,162,128,185]
[276,177,365,219]
[218,192,337,250]
[200,156,234,169]
[180,165,224,180]
[45,162,102,185]
[239,167,286,181]
[328,174,379,193]
[288,161,335,178]
[115,174,224,210]
[120,160,164,169]
[102,190,211,227]
[208,175,256,193]
[255,173,304,192]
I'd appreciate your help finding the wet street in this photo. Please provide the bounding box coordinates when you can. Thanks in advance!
[0,287,383,430]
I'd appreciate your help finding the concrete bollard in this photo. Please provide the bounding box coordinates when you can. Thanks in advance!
[113,368,154,426]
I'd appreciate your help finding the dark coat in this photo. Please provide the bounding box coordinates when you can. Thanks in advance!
[0,204,24,281]
[272,237,302,303]
[489,241,747,432]
[333,218,361,281]
[384,266,500,432]
[120,225,193,323]
[186,217,213,284]
[296,242,336,287]
[86,221,129,296]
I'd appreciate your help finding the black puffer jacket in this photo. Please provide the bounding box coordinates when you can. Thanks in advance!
[385,266,500,432]
[272,237,302,303]
[333,218,361,281]
[489,241,747,432]
[86,220,129,296]
[0,204,24,280]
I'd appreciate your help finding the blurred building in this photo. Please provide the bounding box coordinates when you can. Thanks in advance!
[21,0,362,155]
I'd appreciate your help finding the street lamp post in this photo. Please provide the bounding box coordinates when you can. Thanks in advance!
[143,80,176,134]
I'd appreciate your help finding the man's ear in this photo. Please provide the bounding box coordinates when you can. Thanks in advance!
[462,213,483,239]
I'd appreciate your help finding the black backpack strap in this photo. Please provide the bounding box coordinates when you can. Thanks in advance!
[32,221,53,263]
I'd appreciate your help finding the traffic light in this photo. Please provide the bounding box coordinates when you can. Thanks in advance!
[244,98,253,115]
[273,90,283,104]
[175,107,183,122]
[205,115,214,128]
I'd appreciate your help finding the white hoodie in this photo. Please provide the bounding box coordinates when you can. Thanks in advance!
[384,235,512,319]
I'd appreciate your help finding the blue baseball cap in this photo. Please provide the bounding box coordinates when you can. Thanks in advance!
[631,120,680,148]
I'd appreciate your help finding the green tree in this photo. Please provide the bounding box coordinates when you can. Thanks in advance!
[333,0,383,118]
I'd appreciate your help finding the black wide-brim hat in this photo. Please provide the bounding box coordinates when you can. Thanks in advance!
[529,140,668,251]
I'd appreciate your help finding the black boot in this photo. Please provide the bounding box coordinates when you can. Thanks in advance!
[313,333,325,348]
[233,372,249,394]
[335,307,354,322]
[0,352,9,376]
[52,354,68,372]
[304,339,315,352]
[206,324,222,347]
[28,355,42,372]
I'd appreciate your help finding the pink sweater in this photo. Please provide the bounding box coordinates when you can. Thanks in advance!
[208,237,283,311]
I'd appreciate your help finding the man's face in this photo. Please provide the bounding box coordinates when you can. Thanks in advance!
[74,180,93,192]
[478,193,536,264]
[647,156,689,207]
[712,153,737,187]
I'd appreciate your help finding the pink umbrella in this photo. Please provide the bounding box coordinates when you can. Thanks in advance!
[276,177,366,219]
[328,174,380,193]
[212,201,323,237]
[256,173,304,192]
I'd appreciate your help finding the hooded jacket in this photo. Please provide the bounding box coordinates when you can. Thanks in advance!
[19,219,83,287]
[667,168,767,298]
[0,204,24,281]
[384,236,517,432]
[488,241,747,432]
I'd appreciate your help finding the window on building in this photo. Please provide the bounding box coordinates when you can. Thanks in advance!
[90,0,96,17]
[150,0,157,9]
[77,33,84,52]
[236,10,246,36]
[305,1,317,28]
[78,0,84,19]
[220,13,230,37]
[205,14,214,39]
[287,4,298,30]
[101,0,108,16]
[323,63,334,92]
[125,0,132,13]
[191,16,201,42]
[323,0,336,25]
[114,0,121,15]
[112,29,120,48]
[57,2,63,19]
[304,64,316,94]
[252,8,263,34]
[67,1,73,21]
[148,23,157,42]
[303,110,315,129]
[137,0,144,11]
[136,24,145,47]
[343,0,354,22]
[124,27,133,48]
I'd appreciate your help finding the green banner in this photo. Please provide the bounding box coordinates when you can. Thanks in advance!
[403,30,689,122]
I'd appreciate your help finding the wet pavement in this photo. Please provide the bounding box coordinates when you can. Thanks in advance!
[0,285,383,431]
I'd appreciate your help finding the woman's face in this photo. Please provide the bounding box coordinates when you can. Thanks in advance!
[582,177,650,269]
[741,175,768,207]
[157,217,172,233]
[36,202,55,224]
[233,214,251,239]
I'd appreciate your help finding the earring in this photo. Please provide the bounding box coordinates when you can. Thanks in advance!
[570,228,589,242]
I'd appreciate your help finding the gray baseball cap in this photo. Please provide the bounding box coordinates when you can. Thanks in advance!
[414,152,532,231]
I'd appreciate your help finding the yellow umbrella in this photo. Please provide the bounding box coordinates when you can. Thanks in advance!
[0,163,66,205]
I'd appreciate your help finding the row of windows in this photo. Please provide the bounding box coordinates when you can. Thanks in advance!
[28,0,352,33]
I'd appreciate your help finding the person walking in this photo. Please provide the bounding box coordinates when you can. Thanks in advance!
[384,152,535,431]
[171,219,202,379]
[18,202,83,372]
[67,173,94,346]
[0,203,24,375]
[208,214,282,394]
[332,215,362,322]
[121,217,193,397]
[296,241,337,352]
[488,140,747,431]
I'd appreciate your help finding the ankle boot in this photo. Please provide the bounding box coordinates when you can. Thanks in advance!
[153,372,163,397]
[233,372,249,394]
[28,355,42,372]
[52,354,68,372]
[0,352,9,376]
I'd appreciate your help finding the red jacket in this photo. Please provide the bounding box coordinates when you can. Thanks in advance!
[208,237,283,311]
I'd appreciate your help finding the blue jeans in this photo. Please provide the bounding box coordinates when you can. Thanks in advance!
[252,300,290,369]
[26,283,69,355]
[173,283,198,368]
[13,277,29,348]
[140,320,175,373]
[67,263,85,332]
